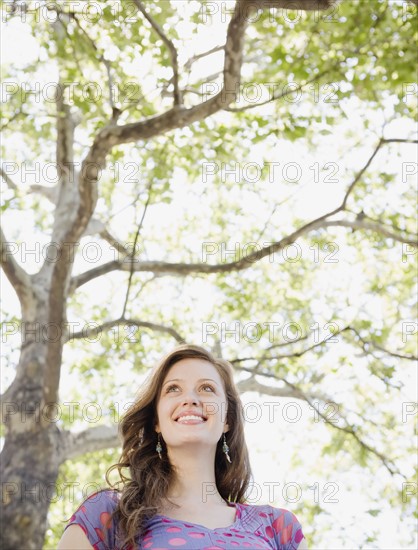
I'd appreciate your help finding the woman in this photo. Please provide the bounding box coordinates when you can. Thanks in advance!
[58,344,308,549]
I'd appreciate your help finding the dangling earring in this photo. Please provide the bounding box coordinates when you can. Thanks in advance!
[156,433,163,460]
[222,433,231,463]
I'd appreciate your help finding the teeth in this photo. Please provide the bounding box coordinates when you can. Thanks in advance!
[177,415,205,422]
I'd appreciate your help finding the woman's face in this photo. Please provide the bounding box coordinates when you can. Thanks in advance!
[155,358,229,451]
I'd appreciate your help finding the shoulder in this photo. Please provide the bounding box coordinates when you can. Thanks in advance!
[70,489,119,521]
[64,489,120,549]
[239,502,306,549]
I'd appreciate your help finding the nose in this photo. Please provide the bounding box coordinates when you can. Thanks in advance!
[181,388,201,405]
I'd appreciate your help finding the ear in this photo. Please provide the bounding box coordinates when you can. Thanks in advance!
[224,422,230,433]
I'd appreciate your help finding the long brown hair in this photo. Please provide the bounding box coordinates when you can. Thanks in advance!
[106,344,253,548]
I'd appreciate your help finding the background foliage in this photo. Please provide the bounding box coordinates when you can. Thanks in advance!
[1,0,417,548]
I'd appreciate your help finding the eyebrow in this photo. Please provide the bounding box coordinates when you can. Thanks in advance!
[163,378,219,387]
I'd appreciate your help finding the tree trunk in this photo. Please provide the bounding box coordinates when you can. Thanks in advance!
[1,283,67,548]
[1,425,62,549]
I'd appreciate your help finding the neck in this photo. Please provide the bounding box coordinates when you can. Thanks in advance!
[164,446,227,508]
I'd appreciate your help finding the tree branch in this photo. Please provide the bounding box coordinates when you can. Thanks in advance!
[226,68,334,112]
[0,107,26,132]
[71,139,391,289]
[0,225,32,306]
[70,0,338,263]
[83,218,128,256]
[0,167,18,191]
[59,424,120,462]
[77,0,250,186]
[302,391,401,477]
[69,318,186,344]
[235,366,402,477]
[323,218,417,246]
[341,138,385,209]
[69,212,325,287]
[248,0,337,8]
[184,45,226,71]
[161,45,226,99]
[63,213,363,287]
[230,336,310,368]
[64,10,119,117]
[236,375,312,398]
[121,181,154,318]
[381,138,418,145]
[55,81,75,173]
[132,0,181,106]
[29,184,59,204]
[342,326,417,362]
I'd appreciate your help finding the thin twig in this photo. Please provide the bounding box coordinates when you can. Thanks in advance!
[64,10,119,115]
[132,0,181,106]
[120,181,154,318]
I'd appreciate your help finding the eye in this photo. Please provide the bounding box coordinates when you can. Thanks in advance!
[164,384,215,393]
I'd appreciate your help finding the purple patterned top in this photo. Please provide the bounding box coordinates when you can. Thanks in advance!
[65,489,305,549]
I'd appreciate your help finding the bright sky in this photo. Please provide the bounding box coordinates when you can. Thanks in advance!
[1,4,417,549]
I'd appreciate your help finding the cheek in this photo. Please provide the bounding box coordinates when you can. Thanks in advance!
[158,400,173,421]
[156,402,165,422]
[203,398,227,420]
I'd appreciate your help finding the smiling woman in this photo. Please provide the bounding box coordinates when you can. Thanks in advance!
[58,344,307,550]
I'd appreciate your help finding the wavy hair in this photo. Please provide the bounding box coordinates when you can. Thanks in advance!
[106,344,253,548]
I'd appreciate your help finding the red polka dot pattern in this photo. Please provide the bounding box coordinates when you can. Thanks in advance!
[63,489,306,549]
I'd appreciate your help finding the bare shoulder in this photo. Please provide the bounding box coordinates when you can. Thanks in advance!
[297,536,309,549]
[57,524,94,550]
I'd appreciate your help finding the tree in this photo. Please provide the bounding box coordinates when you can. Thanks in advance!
[1,0,417,548]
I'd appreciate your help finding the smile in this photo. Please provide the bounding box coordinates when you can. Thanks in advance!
[176,415,207,424]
